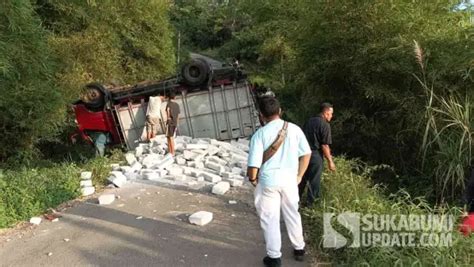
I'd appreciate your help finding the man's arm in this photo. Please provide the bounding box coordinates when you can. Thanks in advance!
[296,126,312,183]
[297,154,311,184]
[321,144,336,171]
[247,167,259,186]
[166,105,171,123]
[166,105,170,116]
[247,131,263,187]
[146,98,152,116]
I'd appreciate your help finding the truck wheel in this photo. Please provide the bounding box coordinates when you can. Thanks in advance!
[181,58,210,86]
[81,83,106,109]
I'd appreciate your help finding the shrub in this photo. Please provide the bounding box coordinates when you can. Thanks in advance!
[37,0,176,102]
[0,0,65,160]
[0,156,113,228]
[303,158,474,266]
[0,164,79,227]
[415,41,474,203]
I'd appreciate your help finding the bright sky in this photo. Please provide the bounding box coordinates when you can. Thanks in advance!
[458,0,474,10]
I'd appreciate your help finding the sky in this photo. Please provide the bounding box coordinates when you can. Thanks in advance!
[457,0,474,10]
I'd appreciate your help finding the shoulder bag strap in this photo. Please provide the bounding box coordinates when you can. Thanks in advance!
[262,121,289,164]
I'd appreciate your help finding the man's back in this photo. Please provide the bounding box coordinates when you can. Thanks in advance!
[166,101,180,126]
[303,116,332,152]
[248,119,311,187]
[246,97,310,263]
[147,96,162,118]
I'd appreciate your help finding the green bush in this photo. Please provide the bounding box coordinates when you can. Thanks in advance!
[284,1,473,175]
[176,0,474,200]
[84,151,122,187]
[0,164,79,227]
[37,0,176,102]
[414,41,474,203]
[0,0,65,160]
[0,156,114,228]
[303,157,474,266]
[170,1,235,51]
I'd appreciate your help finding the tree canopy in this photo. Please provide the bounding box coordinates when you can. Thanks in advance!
[0,0,176,160]
[170,0,473,201]
[0,1,63,160]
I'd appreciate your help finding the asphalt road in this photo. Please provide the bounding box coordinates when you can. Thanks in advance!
[0,181,311,267]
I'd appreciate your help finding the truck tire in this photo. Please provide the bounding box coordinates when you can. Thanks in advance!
[82,83,106,109]
[181,58,210,86]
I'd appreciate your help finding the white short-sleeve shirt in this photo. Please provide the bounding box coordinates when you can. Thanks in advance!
[248,118,311,187]
[147,96,162,118]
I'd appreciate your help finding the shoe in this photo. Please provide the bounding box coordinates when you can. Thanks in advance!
[263,256,281,267]
[293,249,305,262]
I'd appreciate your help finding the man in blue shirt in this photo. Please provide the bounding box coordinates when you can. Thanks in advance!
[247,97,312,267]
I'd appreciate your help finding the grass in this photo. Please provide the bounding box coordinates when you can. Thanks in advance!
[0,148,123,228]
[302,157,474,266]
[414,40,473,203]
[420,89,472,203]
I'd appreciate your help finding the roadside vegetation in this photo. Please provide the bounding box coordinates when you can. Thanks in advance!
[0,0,473,265]
[303,157,474,266]
[0,155,113,228]
[0,0,166,228]
[171,0,473,204]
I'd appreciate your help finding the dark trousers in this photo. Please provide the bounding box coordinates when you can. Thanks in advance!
[298,151,324,205]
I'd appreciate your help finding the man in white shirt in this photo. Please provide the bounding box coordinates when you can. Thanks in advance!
[146,92,166,141]
[247,97,312,267]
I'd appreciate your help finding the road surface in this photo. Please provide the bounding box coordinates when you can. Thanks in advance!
[0,181,311,266]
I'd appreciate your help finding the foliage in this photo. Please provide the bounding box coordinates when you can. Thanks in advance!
[0,0,177,162]
[0,0,65,160]
[176,0,474,201]
[170,0,234,52]
[417,41,473,203]
[36,0,176,102]
[302,158,474,266]
[217,0,303,85]
[0,163,79,228]
[0,155,114,228]
[288,1,473,171]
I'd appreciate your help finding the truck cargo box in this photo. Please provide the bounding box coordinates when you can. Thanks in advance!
[114,81,259,149]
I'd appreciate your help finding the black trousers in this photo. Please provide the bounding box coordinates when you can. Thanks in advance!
[298,151,324,205]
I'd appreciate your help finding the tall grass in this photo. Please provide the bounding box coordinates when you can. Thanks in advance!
[302,157,474,266]
[414,41,473,203]
[0,154,117,228]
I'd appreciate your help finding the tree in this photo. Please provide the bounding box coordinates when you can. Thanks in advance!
[170,0,236,52]
[36,0,176,101]
[0,0,64,160]
[290,0,473,174]
[178,0,474,200]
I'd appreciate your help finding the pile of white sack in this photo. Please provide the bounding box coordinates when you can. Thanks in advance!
[107,135,250,195]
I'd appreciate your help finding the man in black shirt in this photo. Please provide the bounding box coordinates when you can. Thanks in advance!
[299,103,336,206]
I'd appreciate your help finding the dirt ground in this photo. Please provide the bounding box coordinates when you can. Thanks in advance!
[0,180,313,266]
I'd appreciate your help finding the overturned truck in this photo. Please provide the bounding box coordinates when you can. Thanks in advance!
[72,56,261,153]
